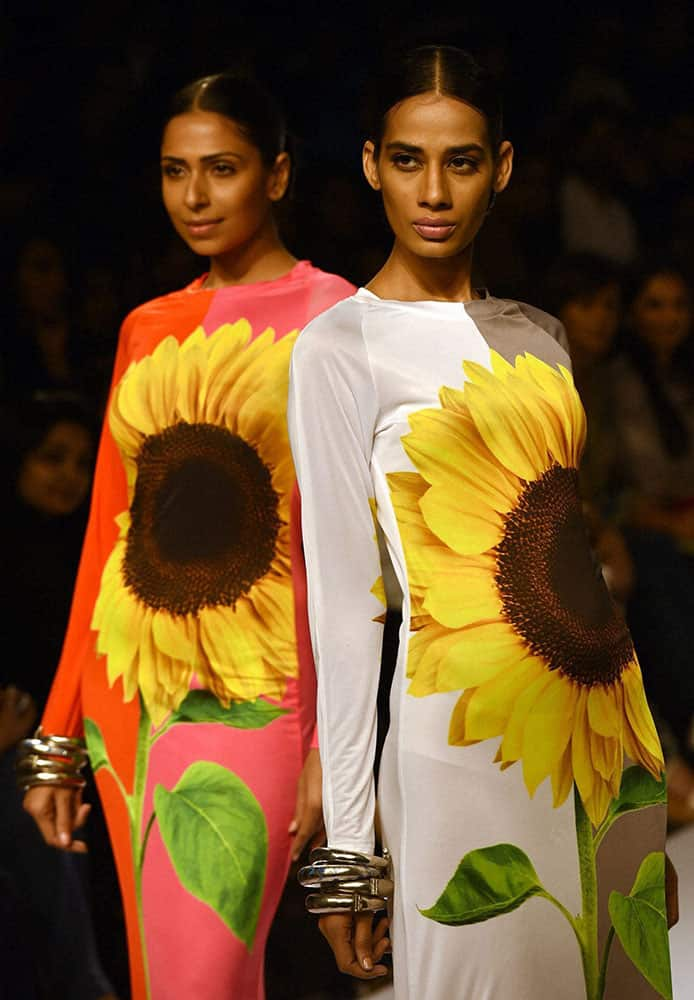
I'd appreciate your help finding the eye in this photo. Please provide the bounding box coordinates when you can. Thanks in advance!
[161,163,185,178]
[449,156,480,173]
[391,153,419,171]
[211,162,237,176]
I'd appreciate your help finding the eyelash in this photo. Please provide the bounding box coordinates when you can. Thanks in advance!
[161,163,238,178]
[390,154,480,173]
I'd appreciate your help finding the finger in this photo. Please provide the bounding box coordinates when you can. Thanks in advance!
[321,915,386,980]
[55,790,77,849]
[74,802,92,831]
[353,911,377,972]
[372,915,390,945]
[25,791,58,846]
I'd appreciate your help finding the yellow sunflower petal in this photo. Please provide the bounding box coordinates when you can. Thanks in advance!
[423,558,501,627]
[501,669,555,762]
[436,620,527,692]
[622,665,664,765]
[571,689,594,804]
[419,485,504,555]
[551,742,574,808]
[405,408,519,510]
[587,684,622,739]
[448,690,480,746]
[583,776,612,827]
[522,674,576,795]
[462,361,549,481]
[460,655,545,743]
[151,610,196,664]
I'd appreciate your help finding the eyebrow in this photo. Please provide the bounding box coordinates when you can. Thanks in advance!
[385,142,486,156]
[160,152,244,163]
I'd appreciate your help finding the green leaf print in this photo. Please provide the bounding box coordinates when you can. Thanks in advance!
[595,766,667,848]
[421,843,546,925]
[83,717,109,773]
[170,690,288,728]
[608,852,672,1000]
[154,761,268,949]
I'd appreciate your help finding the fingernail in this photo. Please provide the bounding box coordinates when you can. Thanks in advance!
[362,957,373,971]
[59,832,70,846]
[288,821,297,834]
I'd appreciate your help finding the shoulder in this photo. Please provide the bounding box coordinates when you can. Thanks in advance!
[510,300,569,349]
[292,294,370,372]
[304,264,355,299]
[118,282,201,338]
[297,294,364,347]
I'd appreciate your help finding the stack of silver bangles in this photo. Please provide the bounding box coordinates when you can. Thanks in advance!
[298,847,393,915]
[16,732,89,792]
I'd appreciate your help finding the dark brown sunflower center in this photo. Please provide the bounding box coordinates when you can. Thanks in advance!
[495,464,633,686]
[123,421,280,615]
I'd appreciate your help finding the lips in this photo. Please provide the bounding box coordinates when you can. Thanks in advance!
[412,218,457,241]
[185,219,223,237]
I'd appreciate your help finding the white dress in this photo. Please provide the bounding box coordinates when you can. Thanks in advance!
[288,289,669,1000]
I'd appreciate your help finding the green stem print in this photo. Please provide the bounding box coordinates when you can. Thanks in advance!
[422,767,671,1000]
[84,692,287,999]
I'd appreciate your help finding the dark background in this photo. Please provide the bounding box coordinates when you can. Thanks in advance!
[2,1,692,332]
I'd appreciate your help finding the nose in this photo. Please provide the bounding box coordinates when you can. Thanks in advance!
[418,164,451,210]
[183,170,210,211]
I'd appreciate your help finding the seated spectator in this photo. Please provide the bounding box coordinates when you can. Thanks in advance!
[0,395,118,1000]
[544,253,634,603]
[612,263,694,821]
[545,255,694,824]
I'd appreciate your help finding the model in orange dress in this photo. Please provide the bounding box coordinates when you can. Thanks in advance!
[22,73,353,1000]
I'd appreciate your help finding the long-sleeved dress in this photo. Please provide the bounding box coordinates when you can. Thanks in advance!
[288,289,671,1000]
[41,260,354,1000]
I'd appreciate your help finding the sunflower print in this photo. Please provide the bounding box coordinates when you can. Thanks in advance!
[388,350,664,825]
[92,321,299,726]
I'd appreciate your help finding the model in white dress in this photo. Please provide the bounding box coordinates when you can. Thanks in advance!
[288,289,670,999]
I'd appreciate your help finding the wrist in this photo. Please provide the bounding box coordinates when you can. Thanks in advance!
[298,846,393,915]
[16,731,88,792]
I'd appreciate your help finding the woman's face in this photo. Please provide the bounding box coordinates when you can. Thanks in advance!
[363,92,513,260]
[17,421,93,517]
[561,283,621,362]
[630,273,691,358]
[161,111,289,258]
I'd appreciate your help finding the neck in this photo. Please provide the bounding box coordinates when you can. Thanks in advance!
[367,240,476,302]
[205,219,297,288]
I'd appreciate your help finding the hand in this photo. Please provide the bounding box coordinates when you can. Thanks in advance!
[0,685,37,754]
[319,911,390,979]
[289,747,325,862]
[23,785,91,853]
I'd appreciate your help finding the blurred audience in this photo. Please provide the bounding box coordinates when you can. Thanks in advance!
[0,395,121,1000]
[612,265,694,814]
[546,256,694,825]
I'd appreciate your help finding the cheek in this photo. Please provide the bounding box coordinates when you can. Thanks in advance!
[17,460,50,503]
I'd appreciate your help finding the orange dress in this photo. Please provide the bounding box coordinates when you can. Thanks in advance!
[42,261,354,1000]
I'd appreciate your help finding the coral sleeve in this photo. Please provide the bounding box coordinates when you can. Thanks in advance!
[41,320,134,736]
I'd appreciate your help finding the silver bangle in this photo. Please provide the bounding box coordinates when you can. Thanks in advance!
[298,847,393,915]
[16,732,89,792]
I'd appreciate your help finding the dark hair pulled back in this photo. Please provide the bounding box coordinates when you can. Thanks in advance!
[167,72,290,173]
[366,45,504,153]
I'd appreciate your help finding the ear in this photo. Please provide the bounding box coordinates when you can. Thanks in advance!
[267,151,291,202]
[493,140,514,194]
[362,140,381,191]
